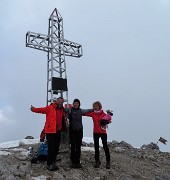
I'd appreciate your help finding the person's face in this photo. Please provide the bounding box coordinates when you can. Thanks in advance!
[73,102,79,109]
[93,104,100,111]
[57,98,64,107]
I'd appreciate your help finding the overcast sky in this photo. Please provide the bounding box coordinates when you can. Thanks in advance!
[0,0,170,152]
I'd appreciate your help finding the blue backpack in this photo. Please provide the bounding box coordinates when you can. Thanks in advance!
[37,143,48,158]
[31,143,48,163]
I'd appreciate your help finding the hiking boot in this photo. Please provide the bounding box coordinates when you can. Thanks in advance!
[71,163,76,168]
[46,163,59,171]
[76,163,82,168]
[94,161,101,168]
[106,161,110,169]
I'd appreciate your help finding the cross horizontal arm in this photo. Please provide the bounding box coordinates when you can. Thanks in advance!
[26,31,83,57]
[26,31,50,52]
[62,39,83,58]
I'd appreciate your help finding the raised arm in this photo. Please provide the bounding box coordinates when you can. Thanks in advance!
[30,105,48,114]
[83,111,94,117]
[81,109,93,115]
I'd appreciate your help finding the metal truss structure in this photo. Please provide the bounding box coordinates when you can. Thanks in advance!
[26,8,83,105]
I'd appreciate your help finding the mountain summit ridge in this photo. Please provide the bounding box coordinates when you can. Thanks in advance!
[0,138,170,180]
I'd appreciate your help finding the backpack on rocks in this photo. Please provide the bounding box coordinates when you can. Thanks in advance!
[31,143,48,163]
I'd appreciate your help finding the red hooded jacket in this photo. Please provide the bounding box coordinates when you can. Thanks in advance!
[85,110,107,134]
[32,103,66,133]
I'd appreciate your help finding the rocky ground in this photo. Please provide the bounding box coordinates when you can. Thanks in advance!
[0,140,170,180]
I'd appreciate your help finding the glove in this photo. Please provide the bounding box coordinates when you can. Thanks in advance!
[100,120,109,126]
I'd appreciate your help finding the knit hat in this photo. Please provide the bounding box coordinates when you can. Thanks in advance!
[73,99,81,107]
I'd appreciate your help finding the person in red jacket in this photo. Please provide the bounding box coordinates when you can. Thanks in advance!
[30,97,66,171]
[85,101,111,169]
[40,128,46,142]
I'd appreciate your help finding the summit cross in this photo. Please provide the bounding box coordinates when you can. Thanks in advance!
[26,8,83,105]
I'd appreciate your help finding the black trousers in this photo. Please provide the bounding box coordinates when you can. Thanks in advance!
[46,131,61,165]
[69,128,83,164]
[93,133,110,162]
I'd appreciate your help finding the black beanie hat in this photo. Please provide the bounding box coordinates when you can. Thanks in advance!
[73,99,81,107]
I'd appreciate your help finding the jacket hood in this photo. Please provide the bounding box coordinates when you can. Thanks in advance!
[73,99,81,108]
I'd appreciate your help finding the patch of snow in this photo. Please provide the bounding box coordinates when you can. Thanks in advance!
[0,150,12,155]
[0,139,39,149]
[20,139,39,145]
[32,175,47,180]
[1,147,30,156]
[136,147,141,149]
[81,147,94,152]
[9,148,27,152]
[83,137,93,144]
[0,140,20,149]
[0,137,102,151]
[20,150,30,156]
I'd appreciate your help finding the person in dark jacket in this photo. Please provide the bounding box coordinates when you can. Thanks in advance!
[30,97,66,171]
[64,99,92,168]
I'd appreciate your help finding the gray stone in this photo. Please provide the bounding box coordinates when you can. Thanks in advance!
[14,154,28,161]
[25,174,31,179]
[114,147,125,153]
[5,175,17,180]
[0,174,8,180]
[82,141,88,147]
[19,142,25,146]
[153,162,160,167]
[32,175,47,180]
[129,149,142,158]
[160,174,170,180]
[19,164,30,174]
[117,174,135,180]
[25,136,34,139]
[146,154,155,161]
[88,143,94,147]
[141,142,159,150]
[111,140,119,144]
[93,177,100,180]
[53,172,65,180]
[119,141,134,149]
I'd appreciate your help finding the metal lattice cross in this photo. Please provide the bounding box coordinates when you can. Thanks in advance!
[26,8,83,105]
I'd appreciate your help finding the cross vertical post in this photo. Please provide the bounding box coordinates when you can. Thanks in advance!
[26,8,83,105]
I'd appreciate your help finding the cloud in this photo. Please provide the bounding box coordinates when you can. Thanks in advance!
[0,105,14,124]
[0,110,6,123]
